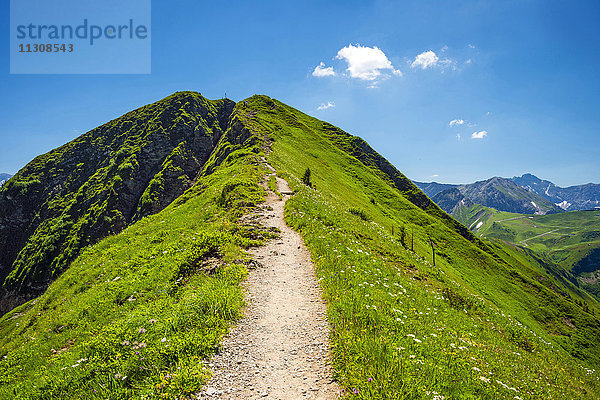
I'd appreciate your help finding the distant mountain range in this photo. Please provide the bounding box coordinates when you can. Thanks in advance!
[416,176,562,215]
[511,173,600,211]
[0,173,12,187]
[414,173,600,214]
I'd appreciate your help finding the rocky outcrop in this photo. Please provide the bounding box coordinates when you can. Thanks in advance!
[432,188,469,214]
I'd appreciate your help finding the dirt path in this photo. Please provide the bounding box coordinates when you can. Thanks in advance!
[195,168,340,399]
[519,228,560,244]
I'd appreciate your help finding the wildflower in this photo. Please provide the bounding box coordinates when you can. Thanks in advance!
[122,340,130,346]
[150,319,157,324]
[479,376,490,383]
[472,367,481,372]
[161,337,167,343]
[368,377,373,382]
[138,327,146,334]
[353,388,359,394]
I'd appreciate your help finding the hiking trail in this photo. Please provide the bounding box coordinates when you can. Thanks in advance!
[196,165,340,399]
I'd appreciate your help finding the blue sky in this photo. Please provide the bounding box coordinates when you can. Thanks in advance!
[1,0,599,186]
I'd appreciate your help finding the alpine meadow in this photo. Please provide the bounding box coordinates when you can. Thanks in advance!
[1,92,600,399]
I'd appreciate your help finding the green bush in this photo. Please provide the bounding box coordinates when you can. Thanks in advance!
[348,207,369,221]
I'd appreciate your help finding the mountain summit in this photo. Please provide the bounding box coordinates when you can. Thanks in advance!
[0,92,235,312]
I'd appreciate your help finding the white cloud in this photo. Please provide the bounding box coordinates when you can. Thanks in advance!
[486,111,491,116]
[411,50,439,69]
[449,119,465,127]
[471,130,488,139]
[317,101,335,110]
[312,62,336,77]
[465,58,472,64]
[439,58,458,71]
[468,44,476,49]
[432,174,439,178]
[335,44,402,81]
[456,133,461,141]
[441,45,448,53]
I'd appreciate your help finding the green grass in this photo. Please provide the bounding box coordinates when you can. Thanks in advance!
[0,115,272,399]
[455,205,600,264]
[267,174,282,199]
[236,94,600,398]
[2,92,600,399]
[285,184,599,399]
[455,204,600,296]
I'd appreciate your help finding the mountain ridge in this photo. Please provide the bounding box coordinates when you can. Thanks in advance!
[512,173,600,211]
[426,176,562,215]
[415,173,600,213]
[2,92,600,398]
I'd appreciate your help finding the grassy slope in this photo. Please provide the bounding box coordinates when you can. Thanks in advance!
[0,103,271,399]
[239,95,600,398]
[2,93,600,399]
[0,92,233,297]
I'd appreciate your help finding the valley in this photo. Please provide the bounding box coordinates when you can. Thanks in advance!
[452,203,600,300]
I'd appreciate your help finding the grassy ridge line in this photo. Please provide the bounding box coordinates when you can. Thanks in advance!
[234,95,600,397]
[244,94,600,339]
[0,111,271,399]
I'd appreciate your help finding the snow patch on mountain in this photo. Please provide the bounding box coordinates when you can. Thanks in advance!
[555,201,571,211]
